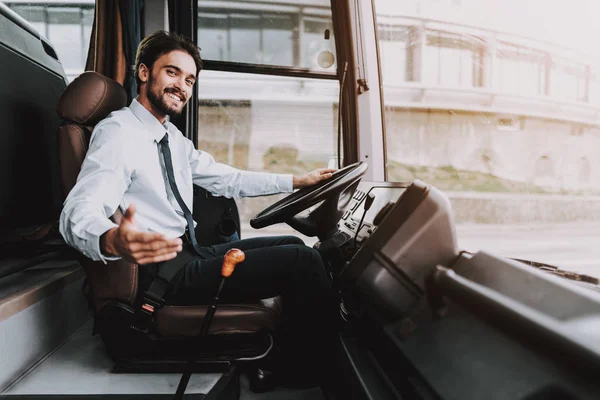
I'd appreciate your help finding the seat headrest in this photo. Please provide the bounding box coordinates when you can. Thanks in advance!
[57,72,128,126]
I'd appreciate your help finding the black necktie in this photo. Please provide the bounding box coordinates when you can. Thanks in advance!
[159,133,202,255]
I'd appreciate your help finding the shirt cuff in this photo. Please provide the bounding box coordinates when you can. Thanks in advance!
[277,174,294,193]
[88,220,121,264]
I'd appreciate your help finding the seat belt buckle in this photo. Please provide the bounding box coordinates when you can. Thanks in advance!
[130,295,164,334]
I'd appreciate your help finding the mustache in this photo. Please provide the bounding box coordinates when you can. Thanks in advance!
[164,87,186,101]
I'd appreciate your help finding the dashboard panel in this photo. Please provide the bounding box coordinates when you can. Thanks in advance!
[337,182,408,247]
[336,179,459,321]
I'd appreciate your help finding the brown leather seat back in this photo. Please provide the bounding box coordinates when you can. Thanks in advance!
[57,72,137,310]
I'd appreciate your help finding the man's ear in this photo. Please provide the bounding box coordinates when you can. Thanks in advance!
[138,63,149,84]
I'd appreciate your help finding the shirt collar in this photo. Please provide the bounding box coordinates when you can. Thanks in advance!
[129,99,171,143]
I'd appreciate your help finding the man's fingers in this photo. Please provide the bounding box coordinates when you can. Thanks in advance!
[137,252,179,265]
[127,241,182,264]
[128,237,182,252]
[117,229,183,263]
[126,230,180,244]
[319,168,337,175]
[130,243,183,258]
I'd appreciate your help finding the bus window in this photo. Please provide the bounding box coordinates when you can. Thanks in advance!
[197,0,339,242]
[198,0,336,70]
[5,1,94,81]
[374,0,600,276]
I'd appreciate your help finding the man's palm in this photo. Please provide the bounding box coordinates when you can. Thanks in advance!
[104,204,183,264]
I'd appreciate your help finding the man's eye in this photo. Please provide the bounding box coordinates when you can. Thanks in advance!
[167,70,175,75]
[186,79,193,85]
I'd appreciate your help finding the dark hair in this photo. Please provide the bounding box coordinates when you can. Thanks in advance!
[134,30,203,93]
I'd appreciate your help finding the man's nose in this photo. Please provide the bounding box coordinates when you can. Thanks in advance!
[172,79,183,91]
[178,75,189,88]
[175,78,189,95]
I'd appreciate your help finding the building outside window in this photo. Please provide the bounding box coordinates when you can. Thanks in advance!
[551,57,588,102]
[495,41,547,96]
[377,25,411,85]
[424,30,485,87]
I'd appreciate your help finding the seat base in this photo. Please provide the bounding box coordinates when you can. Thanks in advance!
[101,329,274,364]
[95,301,275,364]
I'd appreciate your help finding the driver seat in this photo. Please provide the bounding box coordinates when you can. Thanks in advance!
[57,71,281,368]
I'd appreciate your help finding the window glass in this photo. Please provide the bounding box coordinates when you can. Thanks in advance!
[378,26,410,85]
[589,69,600,105]
[496,42,547,96]
[551,58,587,102]
[263,14,294,66]
[47,7,83,71]
[197,12,228,61]
[376,0,600,277]
[197,1,339,242]
[197,71,339,242]
[303,16,335,70]
[5,2,94,81]
[198,0,336,71]
[229,14,261,64]
[424,30,485,87]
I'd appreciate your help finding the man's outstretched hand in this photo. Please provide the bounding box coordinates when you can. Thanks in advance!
[101,204,183,264]
[293,168,336,189]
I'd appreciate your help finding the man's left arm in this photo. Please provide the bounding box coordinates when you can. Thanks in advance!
[185,140,334,197]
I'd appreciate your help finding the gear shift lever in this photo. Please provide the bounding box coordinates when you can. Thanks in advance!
[174,248,245,399]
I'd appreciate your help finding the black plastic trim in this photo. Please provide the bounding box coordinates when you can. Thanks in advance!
[432,260,600,377]
[339,180,429,282]
[40,39,59,61]
[337,334,399,400]
[0,396,204,399]
[0,38,66,84]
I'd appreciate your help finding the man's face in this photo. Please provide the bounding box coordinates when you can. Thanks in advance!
[141,50,197,118]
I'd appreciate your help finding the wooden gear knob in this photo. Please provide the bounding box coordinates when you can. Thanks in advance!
[221,248,245,277]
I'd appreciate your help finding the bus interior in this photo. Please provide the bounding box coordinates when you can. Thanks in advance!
[2,0,600,399]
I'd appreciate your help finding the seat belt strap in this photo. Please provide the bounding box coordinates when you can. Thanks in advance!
[131,132,202,333]
[130,260,184,333]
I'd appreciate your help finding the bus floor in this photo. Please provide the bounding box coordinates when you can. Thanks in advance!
[2,318,327,399]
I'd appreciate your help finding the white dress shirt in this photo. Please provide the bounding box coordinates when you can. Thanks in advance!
[59,99,293,263]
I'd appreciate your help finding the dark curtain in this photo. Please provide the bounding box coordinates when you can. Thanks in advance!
[118,0,143,103]
[167,0,198,143]
[85,0,143,103]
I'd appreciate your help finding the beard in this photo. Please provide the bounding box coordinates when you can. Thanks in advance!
[146,75,186,118]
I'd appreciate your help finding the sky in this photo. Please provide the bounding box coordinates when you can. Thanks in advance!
[377,0,600,60]
[477,0,600,56]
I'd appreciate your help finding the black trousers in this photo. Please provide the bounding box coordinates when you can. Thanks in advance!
[140,235,336,371]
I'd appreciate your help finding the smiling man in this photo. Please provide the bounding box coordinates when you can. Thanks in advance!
[60,31,336,384]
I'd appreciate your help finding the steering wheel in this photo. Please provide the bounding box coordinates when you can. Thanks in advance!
[250,161,369,240]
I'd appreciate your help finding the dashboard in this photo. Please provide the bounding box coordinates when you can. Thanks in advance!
[331,179,459,320]
[338,183,408,246]
[331,180,600,400]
